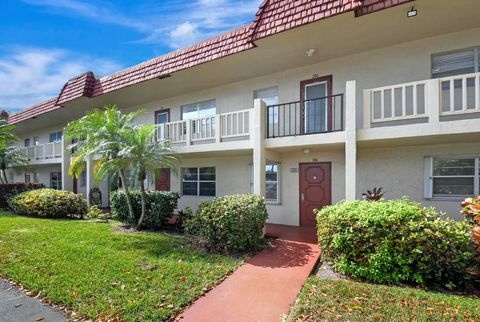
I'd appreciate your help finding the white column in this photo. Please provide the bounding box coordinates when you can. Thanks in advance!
[61,137,74,191]
[252,99,266,196]
[86,154,95,205]
[345,80,357,200]
[427,79,440,123]
[185,121,192,145]
[363,89,372,129]
[215,114,221,143]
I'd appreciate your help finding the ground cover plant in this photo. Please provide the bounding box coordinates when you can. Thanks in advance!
[0,212,241,321]
[287,277,480,322]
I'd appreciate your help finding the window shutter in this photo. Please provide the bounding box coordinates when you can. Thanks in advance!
[432,49,476,78]
[424,156,433,199]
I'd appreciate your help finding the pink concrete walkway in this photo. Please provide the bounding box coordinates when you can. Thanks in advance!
[179,224,320,322]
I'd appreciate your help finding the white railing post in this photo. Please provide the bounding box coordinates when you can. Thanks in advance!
[363,89,371,129]
[427,79,440,123]
[215,114,221,143]
[185,120,192,145]
[345,81,357,201]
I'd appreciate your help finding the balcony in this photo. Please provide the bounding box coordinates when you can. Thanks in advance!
[17,141,63,164]
[265,94,344,139]
[364,72,480,127]
[156,109,252,151]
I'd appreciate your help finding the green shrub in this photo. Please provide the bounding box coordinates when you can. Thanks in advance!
[110,190,180,229]
[86,205,108,220]
[8,188,88,218]
[0,183,45,208]
[316,199,475,288]
[185,194,268,253]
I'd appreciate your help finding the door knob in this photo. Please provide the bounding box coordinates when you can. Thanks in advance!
[300,193,304,202]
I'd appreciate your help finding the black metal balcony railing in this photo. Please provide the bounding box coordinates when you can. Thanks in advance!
[266,94,344,138]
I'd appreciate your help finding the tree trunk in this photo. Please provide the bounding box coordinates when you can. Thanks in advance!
[0,170,5,184]
[136,174,147,230]
[118,169,135,224]
[1,169,8,184]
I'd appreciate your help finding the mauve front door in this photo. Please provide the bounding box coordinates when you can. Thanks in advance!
[299,162,332,227]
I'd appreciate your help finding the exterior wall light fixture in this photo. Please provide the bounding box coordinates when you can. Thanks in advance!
[407,6,417,18]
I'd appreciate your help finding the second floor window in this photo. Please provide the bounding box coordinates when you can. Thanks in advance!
[49,131,62,142]
[255,87,279,124]
[24,138,30,147]
[432,47,480,78]
[181,100,216,120]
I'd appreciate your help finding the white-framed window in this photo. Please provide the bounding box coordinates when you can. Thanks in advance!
[33,136,40,146]
[9,172,14,183]
[33,173,39,183]
[249,161,281,204]
[49,131,62,143]
[182,167,216,196]
[50,172,62,190]
[265,162,280,204]
[432,46,480,78]
[24,138,31,147]
[255,87,279,124]
[24,173,31,183]
[181,100,216,120]
[425,156,479,199]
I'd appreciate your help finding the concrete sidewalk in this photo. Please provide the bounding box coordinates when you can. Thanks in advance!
[179,224,320,322]
[0,278,67,322]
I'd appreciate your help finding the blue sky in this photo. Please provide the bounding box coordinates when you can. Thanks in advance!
[0,0,261,113]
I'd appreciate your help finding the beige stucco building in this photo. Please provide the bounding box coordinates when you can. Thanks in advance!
[7,0,480,225]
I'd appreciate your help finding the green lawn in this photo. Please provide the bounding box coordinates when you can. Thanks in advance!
[0,212,242,321]
[288,277,480,322]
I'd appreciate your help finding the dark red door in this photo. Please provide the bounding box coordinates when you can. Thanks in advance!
[155,168,170,191]
[299,162,331,227]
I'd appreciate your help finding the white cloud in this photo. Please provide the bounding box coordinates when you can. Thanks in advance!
[22,0,262,49]
[0,47,121,113]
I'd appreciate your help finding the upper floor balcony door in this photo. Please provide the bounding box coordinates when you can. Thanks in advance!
[301,76,332,134]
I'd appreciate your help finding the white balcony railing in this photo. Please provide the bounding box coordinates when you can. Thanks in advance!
[17,141,63,162]
[364,72,480,127]
[439,72,480,116]
[156,109,251,144]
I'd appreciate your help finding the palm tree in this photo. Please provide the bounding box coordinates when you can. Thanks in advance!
[0,118,17,146]
[119,124,178,229]
[0,118,26,183]
[65,106,140,220]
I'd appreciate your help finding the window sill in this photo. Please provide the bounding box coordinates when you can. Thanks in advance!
[266,201,281,205]
[425,196,469,202]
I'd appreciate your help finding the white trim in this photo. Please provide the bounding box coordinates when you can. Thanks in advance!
[181,167,216,197]
[425,155,479,199]
[265,161,281,204]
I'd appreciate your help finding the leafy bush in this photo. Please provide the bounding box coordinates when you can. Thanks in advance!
[86,205,108,221]
[110,190,180,229]
[184,194,268,253]
[461,197,480,279]
[0,183,45,208]
[316,199,475,287]
[8,188,87,218]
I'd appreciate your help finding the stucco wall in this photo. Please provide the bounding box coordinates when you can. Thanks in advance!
[127,27,480,130]
[165,154,252,212]
[6,164,61,187]
[357,142,480,220]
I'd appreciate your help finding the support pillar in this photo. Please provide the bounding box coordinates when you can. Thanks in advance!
[86,155,95,206]
[252,99,266,196]
[345,80,357,200]
[61,137,74,191]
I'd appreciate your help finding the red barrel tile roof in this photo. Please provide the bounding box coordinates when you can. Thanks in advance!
[8,0,413,124]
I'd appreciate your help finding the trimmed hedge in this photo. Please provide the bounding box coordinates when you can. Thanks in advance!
[0,183,45,208]
[8,188,88,218]
[316,199,475,288]
[184,194,268,253]
[110,190,180,229]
